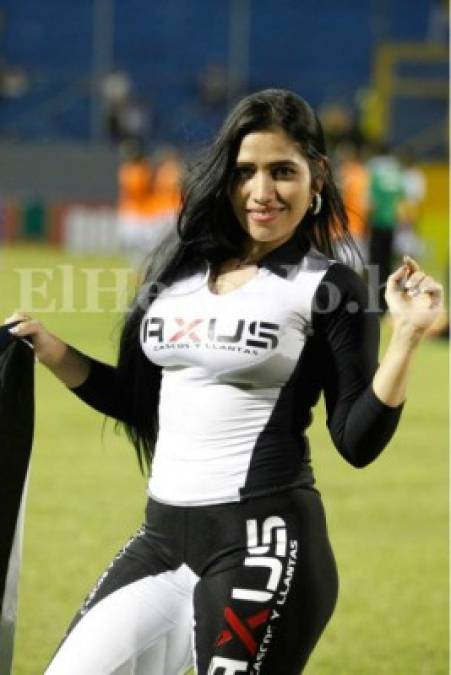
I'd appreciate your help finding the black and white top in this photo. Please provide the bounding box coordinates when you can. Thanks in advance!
[72,238,403,506]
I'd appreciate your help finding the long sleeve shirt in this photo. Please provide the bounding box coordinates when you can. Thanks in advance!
[72,240,403,505]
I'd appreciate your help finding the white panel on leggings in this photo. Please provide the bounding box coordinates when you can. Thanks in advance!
[45,564,198,675]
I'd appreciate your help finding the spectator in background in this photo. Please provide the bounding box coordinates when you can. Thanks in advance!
[151,145,183,215]
[335,141,369,273]
[319,101,363,154]
[367,143,405,314]
[100,69,132,142]
[101,70,151,147]
[115,96,151,148]
[0,12,29,103]
[118,142,180,271]
[0,60,29,101]
[117,142,156,269]
[401,150,426,225]
[395,149,427,260]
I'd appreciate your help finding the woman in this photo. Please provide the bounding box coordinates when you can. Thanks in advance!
[7,90,443,674]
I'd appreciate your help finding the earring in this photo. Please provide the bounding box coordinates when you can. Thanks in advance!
[311,193,322,215]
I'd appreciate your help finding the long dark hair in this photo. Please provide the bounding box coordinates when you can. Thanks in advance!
[117,88,354,471]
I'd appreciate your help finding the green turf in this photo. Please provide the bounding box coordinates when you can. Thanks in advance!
[0,244,448,674]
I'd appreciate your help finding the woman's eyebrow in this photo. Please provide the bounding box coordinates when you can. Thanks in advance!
[234,159,300,167]
[267,160,300,168]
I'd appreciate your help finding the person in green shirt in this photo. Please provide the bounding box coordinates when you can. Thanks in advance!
[367,144,405,313]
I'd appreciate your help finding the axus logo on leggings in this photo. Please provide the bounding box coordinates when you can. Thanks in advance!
[208,516,299,675]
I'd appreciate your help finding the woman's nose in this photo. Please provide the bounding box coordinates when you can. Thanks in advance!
[251,172,275,202]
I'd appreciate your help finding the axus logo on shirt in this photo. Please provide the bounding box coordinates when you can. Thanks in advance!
[142,317,280,353]
[208,516,299,675]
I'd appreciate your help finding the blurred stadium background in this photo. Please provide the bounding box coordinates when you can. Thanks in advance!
[0,0,448,263]
[0,1,448,673]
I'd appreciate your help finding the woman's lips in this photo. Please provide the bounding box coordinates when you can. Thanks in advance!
[247,209,283,222]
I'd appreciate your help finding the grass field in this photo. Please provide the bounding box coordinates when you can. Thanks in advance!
[0,244,448,675]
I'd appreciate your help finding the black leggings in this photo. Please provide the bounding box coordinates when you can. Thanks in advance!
[46,489,338,674]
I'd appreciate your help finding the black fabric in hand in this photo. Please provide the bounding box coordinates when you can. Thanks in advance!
[0,322,33,354]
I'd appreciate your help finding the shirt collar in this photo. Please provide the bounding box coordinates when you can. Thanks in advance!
[258,234,310,278]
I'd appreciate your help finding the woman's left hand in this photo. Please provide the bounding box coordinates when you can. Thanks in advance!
[385,255,444,337]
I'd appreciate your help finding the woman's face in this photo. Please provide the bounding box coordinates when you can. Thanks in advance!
[229,128,315,255]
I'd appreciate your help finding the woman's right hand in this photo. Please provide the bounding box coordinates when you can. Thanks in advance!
[4,312,90,387]
[4,312,60,367]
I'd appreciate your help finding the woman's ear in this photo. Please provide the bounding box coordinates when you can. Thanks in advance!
[311,155,328,195]
[311,180,324,198]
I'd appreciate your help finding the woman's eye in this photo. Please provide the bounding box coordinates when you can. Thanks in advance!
[273,166,295,178]
[233,166,253,181]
